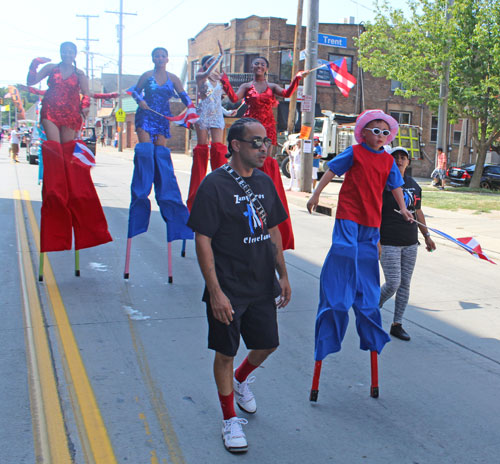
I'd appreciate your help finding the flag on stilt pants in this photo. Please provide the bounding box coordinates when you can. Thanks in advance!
[62,140,112,250]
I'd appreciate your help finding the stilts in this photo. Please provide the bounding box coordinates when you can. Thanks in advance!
[124,238,132,279]
[370,350,379,398]
[38,253,44,282]
[309,360,322,402]
[168,242,173,283]
[309,351,380,402]
[75,250,80,276]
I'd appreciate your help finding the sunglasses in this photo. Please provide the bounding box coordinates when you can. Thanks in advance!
[237,137,273,149]
[364,127,391,136]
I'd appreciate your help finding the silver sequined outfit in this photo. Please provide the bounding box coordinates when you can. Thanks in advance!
[196,80,226,130]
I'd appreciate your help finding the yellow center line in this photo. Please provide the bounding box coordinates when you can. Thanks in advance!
[21,190,118,464]
[14,190,72,463]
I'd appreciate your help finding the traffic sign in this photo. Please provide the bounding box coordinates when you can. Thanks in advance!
[115,108,126,122]
[318,33,347,48]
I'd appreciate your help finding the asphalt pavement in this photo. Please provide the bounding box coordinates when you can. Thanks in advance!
[2,141,500,464]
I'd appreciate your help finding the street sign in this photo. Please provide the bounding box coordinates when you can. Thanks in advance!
[318,33,347,48]
[115,108,126,122]
[301,94,313,112]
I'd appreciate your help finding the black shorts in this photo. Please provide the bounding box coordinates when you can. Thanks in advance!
[206,299,279,357]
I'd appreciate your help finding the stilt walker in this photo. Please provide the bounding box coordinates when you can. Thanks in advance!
[124,47,194,282]
[187,42,235,211]
[220,57,310,250]
[26,43,113,280]
[305,110,414,401]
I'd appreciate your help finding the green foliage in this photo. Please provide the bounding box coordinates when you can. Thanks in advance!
[356,0,500,187]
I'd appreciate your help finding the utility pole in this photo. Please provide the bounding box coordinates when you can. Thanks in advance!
[286,0,304,134]
[76,14,99,78]
[435,0,454,165]
[106,1,137,152]
[299,0,319,193]
[77,14,99,128]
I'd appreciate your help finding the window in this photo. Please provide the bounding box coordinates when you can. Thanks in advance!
[244,54,260,73]
[430,116,438,143]
[280,49,293,82]
[392,125,421,159]
[222,50,231,74]
[453,130,462,145]
[391,80,405,92]
[390,111,411,125]
[328,54,353,73]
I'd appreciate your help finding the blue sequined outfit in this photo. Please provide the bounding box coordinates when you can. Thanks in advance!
[135,76,177,138]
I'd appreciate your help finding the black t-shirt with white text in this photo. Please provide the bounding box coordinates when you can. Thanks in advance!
[187,167,288,305]
[380,175,421,246]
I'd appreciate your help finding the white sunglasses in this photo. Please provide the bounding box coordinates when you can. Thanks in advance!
[364,127,391,136]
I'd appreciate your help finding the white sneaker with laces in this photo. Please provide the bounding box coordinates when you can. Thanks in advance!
[233,375,257,414]
[222,417,248,453]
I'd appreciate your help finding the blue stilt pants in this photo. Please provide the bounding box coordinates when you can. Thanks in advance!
[314,219,390,361]
[128,143,193,242]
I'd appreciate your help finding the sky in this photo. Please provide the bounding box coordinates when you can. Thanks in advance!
[2,0,410,88]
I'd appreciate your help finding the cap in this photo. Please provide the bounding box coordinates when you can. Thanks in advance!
[389,146,410,158]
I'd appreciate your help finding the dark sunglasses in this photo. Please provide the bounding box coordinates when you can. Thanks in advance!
[237,137,273,149]
[364,127,391,136]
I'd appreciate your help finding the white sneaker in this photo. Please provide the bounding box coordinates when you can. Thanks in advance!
[222,417,248,453]
[233,375,257,414]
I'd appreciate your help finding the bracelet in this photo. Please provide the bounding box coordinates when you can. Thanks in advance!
[423,232,431,237]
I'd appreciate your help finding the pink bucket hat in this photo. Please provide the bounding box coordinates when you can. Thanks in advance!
[354,109,398,144]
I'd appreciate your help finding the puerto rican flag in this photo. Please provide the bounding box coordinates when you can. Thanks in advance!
[165,104,200,128]
[325,58,357,97]
[72,142,96,167]
[428,227,496,264]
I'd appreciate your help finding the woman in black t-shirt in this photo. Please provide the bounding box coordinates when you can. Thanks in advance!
[379,147,436,341]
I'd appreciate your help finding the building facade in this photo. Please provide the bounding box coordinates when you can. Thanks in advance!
[187,15,474,176]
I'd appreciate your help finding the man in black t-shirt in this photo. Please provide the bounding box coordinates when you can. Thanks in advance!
[188,118,291,454]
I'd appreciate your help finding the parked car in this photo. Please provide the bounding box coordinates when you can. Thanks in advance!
[81,127,97,156]
[447,163,500,189]
[26,139,41,165]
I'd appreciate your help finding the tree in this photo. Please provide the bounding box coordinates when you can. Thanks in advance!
[357,0,500,188]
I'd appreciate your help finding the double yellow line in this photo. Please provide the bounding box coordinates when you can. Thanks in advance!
[14,190,118,464]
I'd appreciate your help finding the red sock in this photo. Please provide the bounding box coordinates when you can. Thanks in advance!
[235,357,258,383]
[218,391,236,420]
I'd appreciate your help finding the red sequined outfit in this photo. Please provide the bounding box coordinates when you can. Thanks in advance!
[243,84,294,250]
[243,85,278,145]
[41,67,82,131]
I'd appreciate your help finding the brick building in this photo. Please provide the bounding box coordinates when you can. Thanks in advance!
[187,15,474,176]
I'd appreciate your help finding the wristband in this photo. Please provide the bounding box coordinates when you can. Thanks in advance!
[220,73,239,103]
[128,87,144,103]
[423,232,431,237]
[93,92,119,99]
[177,90,192,107]
[281,73,302,98]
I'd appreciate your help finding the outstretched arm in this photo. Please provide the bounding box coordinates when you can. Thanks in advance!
[27,58,53,86]
[307,169,335,213]
[415,209,436,251]
[391,187,413,222]
[220,74,248,103]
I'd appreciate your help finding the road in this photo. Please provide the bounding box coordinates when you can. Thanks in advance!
[2,142,500,464]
